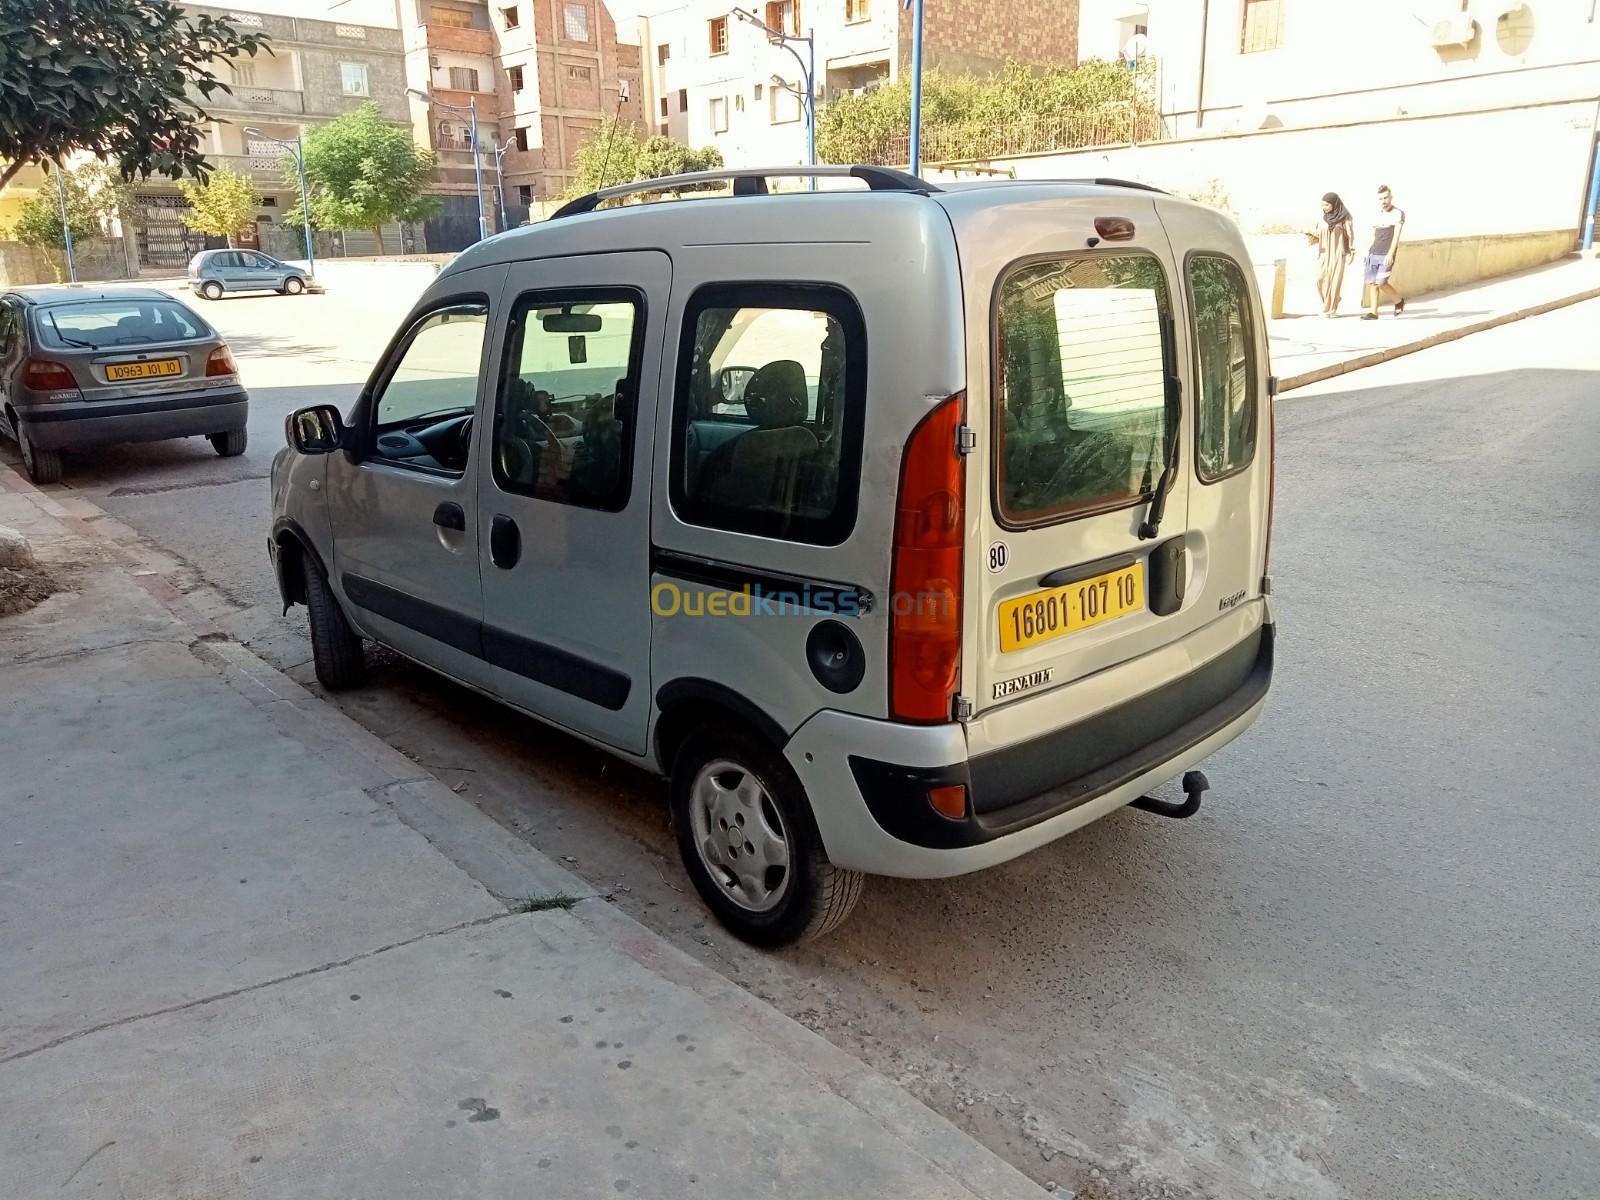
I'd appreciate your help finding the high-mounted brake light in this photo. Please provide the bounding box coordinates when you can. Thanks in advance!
[889,393,965,723]
[1093,216,1136,242]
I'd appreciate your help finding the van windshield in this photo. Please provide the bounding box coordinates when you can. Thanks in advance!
[995,254,1172,526]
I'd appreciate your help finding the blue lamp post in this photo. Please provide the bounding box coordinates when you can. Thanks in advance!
[408,87,489,240]
[731,7,816,186]
[245,127,315,279]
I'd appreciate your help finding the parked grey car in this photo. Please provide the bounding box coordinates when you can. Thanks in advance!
[188,248,311,300]
[0,287,249,484]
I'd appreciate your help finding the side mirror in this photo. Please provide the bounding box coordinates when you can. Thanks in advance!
[286,404,346,455]
[717,365,758,408]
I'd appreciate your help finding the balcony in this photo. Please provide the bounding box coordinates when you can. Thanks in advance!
[421,23,495,55]
[189,85,306,115]
[209,153,295,184]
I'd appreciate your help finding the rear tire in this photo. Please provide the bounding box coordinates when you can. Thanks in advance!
[16,424,62,485]
[283,276,306,295]
[201,281,224,301]
[670,725,863,945]
[302,550,365,690]
[209,428,248,457]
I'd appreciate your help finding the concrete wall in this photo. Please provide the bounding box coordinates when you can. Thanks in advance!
[0,239,135,288]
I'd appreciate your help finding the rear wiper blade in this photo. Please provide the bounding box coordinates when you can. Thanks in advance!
[46,313,95,349]
[1138,375,1182,540]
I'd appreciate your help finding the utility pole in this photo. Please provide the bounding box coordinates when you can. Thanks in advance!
[53,163,78,284]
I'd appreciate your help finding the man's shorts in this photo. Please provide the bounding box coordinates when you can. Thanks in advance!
[1363,253,1392,285]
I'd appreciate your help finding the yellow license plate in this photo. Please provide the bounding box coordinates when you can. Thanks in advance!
[106,359,182,381]
[998,561,1145,653]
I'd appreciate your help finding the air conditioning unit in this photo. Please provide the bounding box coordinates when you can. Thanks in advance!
[429,53,440,68]
[1429,12,1477,47]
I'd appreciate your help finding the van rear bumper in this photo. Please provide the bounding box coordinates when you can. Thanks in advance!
[786,612,1272,878]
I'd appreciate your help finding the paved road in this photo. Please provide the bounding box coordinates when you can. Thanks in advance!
[12,281,1597,1199]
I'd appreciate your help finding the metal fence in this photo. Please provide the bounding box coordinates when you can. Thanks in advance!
[870,105,1166,168]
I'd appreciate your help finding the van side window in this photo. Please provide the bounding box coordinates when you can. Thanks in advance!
[1187,255,1258,482]
[670,284,865,546]
[368,302,488,475]
[994,254,1174,526]
[492,291,642,511]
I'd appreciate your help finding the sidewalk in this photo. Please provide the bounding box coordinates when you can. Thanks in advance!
[1267,252,1600,391]
[0,471,1042,1200]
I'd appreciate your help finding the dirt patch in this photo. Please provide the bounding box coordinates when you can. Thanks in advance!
[0,564,58,617]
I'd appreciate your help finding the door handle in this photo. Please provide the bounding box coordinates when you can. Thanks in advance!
[490,514,521,569]
[432,501,466,531]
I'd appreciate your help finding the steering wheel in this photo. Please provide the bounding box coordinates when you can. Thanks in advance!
[457,415,474,459]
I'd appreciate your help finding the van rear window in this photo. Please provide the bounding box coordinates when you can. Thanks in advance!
[994,254,1173,527]
[1187,254,1258,482]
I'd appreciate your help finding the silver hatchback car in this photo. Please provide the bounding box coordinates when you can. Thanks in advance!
[0,287,249,484]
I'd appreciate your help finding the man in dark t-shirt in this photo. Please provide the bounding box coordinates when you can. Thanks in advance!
[1363,185,1406,319]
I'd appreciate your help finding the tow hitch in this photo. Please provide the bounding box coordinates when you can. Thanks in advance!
[1130,770,1209,820]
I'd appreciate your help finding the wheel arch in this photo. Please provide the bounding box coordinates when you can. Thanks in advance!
[271,516,330,613]
[652,679,791,777]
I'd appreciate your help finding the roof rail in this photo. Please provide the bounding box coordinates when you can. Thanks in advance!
[1067,177,1168,194]
[548,165,941,220]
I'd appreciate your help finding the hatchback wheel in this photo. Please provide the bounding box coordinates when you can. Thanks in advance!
[283,276,306,295]
[209,428,248,457]
[16,424,62,485]
[670,726,863,945]
[201,281,224,301]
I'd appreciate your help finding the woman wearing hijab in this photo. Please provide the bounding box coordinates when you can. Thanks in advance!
[1305,192,1355,317]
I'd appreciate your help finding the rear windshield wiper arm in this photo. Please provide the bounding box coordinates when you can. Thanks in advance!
[1138,374,1182,541]
[46,313,95,349]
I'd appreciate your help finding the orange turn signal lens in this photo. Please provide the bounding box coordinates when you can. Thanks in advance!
[928,784,968,820]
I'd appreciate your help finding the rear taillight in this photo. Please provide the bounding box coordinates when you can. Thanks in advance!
[24,359,77,391]
[889,393,965,723]
[206,346,238,377]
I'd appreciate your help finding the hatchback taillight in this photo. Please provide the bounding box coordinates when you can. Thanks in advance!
[889,393,965,723]
[206,346,238,377]
[24,359,77,391]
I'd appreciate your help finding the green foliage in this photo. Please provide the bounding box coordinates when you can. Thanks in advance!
[565,125,724,199]
[0,0,269,193]
[8,163,126,281]
[1171,179,1235,218]
[817,59,1159,166]
[289,103,439,253]
[178,164,261,244]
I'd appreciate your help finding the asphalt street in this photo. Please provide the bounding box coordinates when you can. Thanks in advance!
[9,279,1596,1200]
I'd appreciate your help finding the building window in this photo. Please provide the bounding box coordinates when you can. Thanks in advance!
[765,0,798,36]
[734,93,744,112]
[753,82,763,99]
[709,95,728,132]
[514,126,529,151]
[659,96,669,117]
[230,62,256,86]
[448,65,480,91]
[340,62,369,96]
[677,87,688,112]
[509,64,525,90]
[844,0,868,22]
[1240,0,1283,52]
[769,79,801,123]
[708,15,729,54]
[660,123,668,136]
[437,120,457,147]
[501,4,519,27]
[566,64,592,80]
[429,4,472,27]
[657,43,670,65]
[563,2,590,41]
[518,185,532,205]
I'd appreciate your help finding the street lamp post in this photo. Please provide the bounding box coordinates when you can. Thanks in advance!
[903,0,925,175]
[492,137,515,230]
[731,7,815,188]
[246,127,316,280]
[407,87,489,241]
[52,162,78,285]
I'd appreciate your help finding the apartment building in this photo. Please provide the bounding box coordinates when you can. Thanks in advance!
[399,0,642,228]
[636,0,1078,168]
[125,5,410,268]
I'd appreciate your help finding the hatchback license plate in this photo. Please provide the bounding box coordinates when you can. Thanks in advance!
[998,561,1145,653]
[106,359,181,381]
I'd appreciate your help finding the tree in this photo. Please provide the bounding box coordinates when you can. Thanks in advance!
[7,162,126,281]
[564,126,723,200]
[289,103,438,254]
[0,0,269,194]
[178,164,261,247]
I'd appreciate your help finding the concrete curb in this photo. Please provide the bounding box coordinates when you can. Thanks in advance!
[1278,285,1600,392]
[0,459,1046,1200]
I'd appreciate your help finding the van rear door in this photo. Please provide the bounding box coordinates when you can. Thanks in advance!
[946,191,1209,718]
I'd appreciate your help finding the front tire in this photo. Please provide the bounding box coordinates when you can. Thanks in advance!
[209,428,248,457]
[301,549,365,690]
[283,276,306,295]
[670,726,863,945]
[16,423,62,485]
[201,281,224,301]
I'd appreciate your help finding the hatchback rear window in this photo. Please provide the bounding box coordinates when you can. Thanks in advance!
[35,300,206,351]
[994,254,1173,526]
